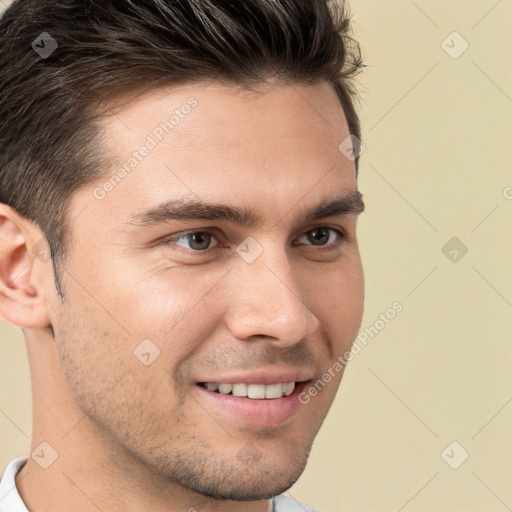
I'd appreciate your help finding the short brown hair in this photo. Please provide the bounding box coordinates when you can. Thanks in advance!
[0,0,364,297]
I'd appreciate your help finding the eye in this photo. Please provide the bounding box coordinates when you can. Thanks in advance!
[161,226,346,255]
[166,231,220,251]
[294,227,345,248]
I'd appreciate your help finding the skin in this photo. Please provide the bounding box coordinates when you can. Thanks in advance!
[0,80,364,512]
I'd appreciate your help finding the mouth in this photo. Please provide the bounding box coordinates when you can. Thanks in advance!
[194,377,313,427]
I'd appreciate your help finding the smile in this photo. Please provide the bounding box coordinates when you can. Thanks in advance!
[199,382,296,399]
[195,380,311,426]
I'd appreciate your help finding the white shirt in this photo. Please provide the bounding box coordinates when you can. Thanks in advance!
[0,458,27,512]
[0,458,319,511]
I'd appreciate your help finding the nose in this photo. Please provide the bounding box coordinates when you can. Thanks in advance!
[224,245,320,346]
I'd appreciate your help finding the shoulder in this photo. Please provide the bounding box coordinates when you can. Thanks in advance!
[273,494,322,512]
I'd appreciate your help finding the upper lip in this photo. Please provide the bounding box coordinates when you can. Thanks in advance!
[196,367,315,386]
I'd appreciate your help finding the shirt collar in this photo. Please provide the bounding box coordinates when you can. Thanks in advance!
[0,458,29,512]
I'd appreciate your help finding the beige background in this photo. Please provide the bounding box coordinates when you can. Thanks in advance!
[1,1,511,511]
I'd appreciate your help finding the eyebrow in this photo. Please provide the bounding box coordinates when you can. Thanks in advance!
[125,190,365,229]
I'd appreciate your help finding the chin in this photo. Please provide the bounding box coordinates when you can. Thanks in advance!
[184,458,308,502]
[152,439,312,502]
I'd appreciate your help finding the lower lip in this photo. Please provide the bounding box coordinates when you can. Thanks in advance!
[193,382,309,427]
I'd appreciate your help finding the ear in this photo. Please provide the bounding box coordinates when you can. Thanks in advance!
[0,204,53,329]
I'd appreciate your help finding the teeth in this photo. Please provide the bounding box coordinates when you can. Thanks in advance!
[232,383,248,397]
[282,382,295,396]
[265,383,283,399]
[248,384,266,399]
[218,383,232,394]
[203,381,296,399]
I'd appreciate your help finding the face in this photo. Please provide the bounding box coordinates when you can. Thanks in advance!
[48,80,364,500]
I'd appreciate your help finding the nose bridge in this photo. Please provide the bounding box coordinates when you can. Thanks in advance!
[225,242,320,344]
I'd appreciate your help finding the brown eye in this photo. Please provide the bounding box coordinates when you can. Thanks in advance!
[306,227,329,245]
[296,227,344,247]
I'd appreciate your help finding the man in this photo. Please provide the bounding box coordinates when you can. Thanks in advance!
[0,0,365,510]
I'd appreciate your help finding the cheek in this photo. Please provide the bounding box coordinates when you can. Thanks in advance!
[53,295,188,436]
[104,259,229,336]
[52,299,134,402]
[305,256,364,346]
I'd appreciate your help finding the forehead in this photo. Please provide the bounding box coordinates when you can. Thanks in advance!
[73,81,357,229]
[100,79,352,165]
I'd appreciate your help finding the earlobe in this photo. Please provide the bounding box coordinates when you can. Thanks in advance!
[0,204,53,329]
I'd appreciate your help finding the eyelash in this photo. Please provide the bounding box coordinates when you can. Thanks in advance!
[161,226,346,254]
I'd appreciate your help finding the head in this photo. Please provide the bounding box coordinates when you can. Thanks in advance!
[0,0,365,503]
